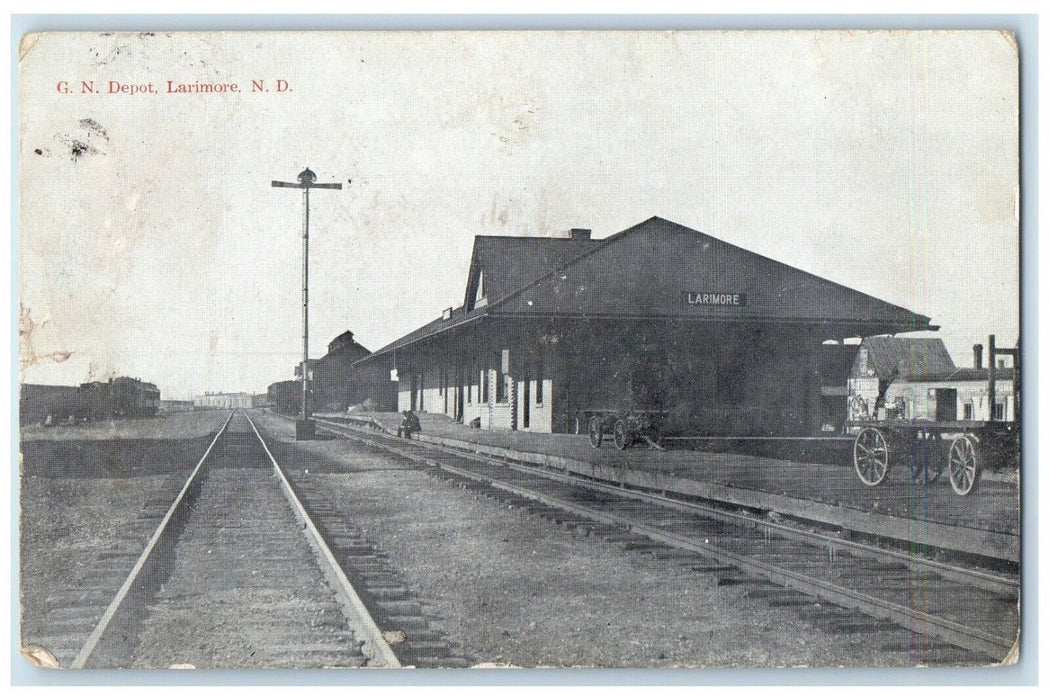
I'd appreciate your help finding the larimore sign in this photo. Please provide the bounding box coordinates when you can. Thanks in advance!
[682,291,747,307]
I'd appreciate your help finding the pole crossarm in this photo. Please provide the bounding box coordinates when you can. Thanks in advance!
[271,181,343,190]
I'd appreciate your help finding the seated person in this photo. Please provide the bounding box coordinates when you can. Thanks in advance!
[398,409,422,439]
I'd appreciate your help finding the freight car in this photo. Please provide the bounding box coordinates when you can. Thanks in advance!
[108,377,160,418]
[267,379,303,416]
[19,384,79,425]
[79,377,160,420]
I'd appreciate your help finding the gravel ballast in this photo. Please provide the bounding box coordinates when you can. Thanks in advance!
[18,410,230,665]
[252,411,931,668]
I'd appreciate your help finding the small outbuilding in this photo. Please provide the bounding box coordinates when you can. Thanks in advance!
[849,337,1017,423]
[311,330,397,412]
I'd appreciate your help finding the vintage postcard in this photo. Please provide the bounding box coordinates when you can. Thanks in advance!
[18,30,1020,670]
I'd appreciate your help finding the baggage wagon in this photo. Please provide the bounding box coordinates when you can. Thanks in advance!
[848,419,1018,495]
[583,409,671,451]
[848,335,1020,496]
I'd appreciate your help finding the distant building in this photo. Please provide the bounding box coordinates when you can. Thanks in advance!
[311,331,371,411]
[848,337,1016,422]
[882,367,1016,423]
[194,392,253,409]
[275,331,396,415]
[310,331,396,412]
[159,399,195,413]
[80,377,159,420]
[848,336,956,420]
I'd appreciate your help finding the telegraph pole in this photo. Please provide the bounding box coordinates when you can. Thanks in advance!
[271,167,342,440]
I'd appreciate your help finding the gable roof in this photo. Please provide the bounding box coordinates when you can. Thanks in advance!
[488,217,934,331]
[362,216,936,361]
[857,336,956,381]
[327,330,371,356]
[464,235,604,309]
[364,234,605,360]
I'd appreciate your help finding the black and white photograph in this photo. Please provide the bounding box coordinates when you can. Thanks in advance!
[16,29,1021,670]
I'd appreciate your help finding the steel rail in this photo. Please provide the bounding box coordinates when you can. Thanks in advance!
[473,455,1017,596]
[244,412,402,668]
[72,410,236,668]
[459,453,1016,595]
[312,416,1016,661]
[438,460,1015,661]
[314,417,1018,596]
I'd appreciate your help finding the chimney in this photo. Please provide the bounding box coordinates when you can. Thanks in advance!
[973,344,983,369]
[569,228,591,240]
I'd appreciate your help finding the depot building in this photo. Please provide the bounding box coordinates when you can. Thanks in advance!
[354,217,934,437]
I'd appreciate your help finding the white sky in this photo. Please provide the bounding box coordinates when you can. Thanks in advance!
[18,31,1018,399]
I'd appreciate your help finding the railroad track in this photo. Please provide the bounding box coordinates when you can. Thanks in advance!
[20,411,236,668]
[311,415,1019,665]
[61,411,465,669]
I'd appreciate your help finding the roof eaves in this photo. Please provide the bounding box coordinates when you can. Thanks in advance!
[354,309,487,364]
[482,309,930,331]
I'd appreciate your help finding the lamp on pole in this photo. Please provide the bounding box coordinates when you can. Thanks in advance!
[271,167,343,440]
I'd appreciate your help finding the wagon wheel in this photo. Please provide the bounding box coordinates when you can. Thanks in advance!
[587,416,603,448]
[854,427,890,486]
[613,420,630,450]
[948,434,981,496]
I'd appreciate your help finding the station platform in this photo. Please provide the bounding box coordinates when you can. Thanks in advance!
[313,411,1021,563]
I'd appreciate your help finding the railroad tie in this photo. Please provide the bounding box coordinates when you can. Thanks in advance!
[716,576,768,587]
[688,564,735,573]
